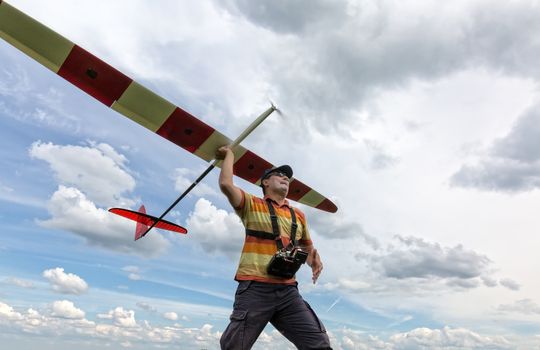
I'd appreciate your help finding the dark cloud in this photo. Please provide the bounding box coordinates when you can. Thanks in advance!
[499,278,520,291]
[451,104,540,192]
[375,236,491,280]
[481,276,498,288]
[217,0,540,134]
[221,0,345,34]
[350,235,500,291]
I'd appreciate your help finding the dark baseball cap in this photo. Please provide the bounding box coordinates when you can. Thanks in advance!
[260,165,293,183]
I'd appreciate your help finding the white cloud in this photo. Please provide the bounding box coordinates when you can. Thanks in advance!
[3,277,34,289]
[390,326,511,349]
[186,198,244,259]
[163,311,178,321]
[50,300,85,319]
[29,141,135,207]
[100,307,137,328]
[0,300,529,349]
[42,267,88,295]
[38,186,170,257]
[0,302,24,321]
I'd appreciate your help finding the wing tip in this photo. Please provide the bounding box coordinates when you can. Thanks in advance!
[316,198,338,213]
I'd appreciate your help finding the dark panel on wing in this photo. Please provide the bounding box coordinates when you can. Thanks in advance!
[156,107,215,153]
[233,150,272,183]
[58,45,132,106]
[287,179,311,201]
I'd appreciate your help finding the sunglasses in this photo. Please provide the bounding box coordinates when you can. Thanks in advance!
[267,172,290,180]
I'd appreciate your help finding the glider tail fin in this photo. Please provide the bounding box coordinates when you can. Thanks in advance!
[108,206,187,241]
[134,205,148,241]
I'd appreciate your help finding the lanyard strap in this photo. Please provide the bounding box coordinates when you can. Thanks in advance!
[266,199,298,251]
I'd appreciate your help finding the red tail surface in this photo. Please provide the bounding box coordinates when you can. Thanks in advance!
[108,206,188,241]
[135,205,149,241]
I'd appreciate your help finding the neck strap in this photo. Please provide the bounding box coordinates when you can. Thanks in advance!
[266,199,298,251]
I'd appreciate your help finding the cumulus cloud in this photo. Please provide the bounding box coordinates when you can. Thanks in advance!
[29,141,135,207]
[390,326,511,349]
[0,300,521,349]
[0,302,24,321]
[452,103,540,192]
[98,307,137,328]
[42,267,88,295]
[0,300,221,347]
[344,235,513,294]
[38,186,169,257]
[374,236,491,280]
[30,141,169,256]
[50,300,85,319]
[186,198,244,258]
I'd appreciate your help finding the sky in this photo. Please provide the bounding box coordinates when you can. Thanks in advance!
[1,0,540,349]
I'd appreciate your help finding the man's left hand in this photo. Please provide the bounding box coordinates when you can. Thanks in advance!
[307,248,323,284]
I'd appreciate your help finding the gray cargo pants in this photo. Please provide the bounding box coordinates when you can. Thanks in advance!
[220,281,332,350]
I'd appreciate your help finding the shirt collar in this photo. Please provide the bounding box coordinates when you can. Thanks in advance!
[264,195,290,208]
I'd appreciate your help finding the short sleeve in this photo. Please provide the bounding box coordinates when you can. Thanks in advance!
[234,190,252,220]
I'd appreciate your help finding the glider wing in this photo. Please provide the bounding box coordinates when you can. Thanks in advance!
[0,1,337,213]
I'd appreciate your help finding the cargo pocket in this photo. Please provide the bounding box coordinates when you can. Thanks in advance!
[221,309,248,350]
[230,309,247,322]
[303,301,327,333]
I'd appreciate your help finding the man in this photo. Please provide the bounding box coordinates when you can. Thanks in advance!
[216,145,332,350]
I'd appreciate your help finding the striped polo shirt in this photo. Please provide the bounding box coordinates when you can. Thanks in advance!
[234,190,313,284]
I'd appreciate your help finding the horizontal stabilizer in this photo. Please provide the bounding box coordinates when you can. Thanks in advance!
[109,207,187,240]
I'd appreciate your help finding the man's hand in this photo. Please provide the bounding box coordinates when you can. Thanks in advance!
[216,145,233,160]
[307,248,323,284]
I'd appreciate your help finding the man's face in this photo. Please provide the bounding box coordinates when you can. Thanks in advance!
[263,172,290,195]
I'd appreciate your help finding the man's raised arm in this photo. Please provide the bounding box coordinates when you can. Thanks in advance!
[216,146,243,208]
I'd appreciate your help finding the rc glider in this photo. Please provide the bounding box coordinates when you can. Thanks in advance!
[0,1,338,239]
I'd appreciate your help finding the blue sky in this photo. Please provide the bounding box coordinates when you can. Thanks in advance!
[2,0,540,349]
